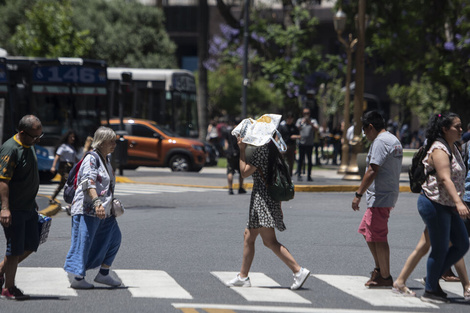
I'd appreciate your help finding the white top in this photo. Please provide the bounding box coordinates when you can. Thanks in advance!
[56,144,78,163]
[70,152,115,217]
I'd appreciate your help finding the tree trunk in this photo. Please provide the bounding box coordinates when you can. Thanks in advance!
[197,0,209,141]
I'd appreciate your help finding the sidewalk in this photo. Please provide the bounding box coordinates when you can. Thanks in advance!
[116,155,412,193]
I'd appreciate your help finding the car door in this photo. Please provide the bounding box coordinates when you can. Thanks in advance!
[126,124,162,166]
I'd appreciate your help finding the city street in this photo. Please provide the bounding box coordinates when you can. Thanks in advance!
[1,178,470,313]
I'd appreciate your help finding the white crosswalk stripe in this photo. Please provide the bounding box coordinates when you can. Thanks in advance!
[12,267,465,310]
[39,183,224,199]
[16,267,77,297]
[314,274,438,309]
[114,269,192,299]
[211,271,311,304]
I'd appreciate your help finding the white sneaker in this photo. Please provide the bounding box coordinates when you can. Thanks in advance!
[94,273,121,287]
[290,267,310,290]
[226,274,251,287]
[71,278,94,289]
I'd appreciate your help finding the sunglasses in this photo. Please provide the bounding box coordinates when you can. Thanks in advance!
[23,130,44,141]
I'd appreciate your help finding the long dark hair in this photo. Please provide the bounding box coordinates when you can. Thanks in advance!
[424,112,459,151]
[266,140,291,185]
[54,130,80,154]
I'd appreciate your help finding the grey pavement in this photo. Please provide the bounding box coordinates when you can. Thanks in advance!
[116,154,413,192]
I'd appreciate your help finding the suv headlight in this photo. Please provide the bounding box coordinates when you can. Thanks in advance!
[192,145,204,152]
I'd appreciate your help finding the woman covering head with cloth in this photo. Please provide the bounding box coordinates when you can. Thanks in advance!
[64,127,122,289]
[226,114,310,290]
[416,112,470,304]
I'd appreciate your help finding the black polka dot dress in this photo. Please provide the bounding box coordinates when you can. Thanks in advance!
[247,144,286,231]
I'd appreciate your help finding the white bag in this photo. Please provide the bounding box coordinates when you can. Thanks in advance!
[231,114,287,152]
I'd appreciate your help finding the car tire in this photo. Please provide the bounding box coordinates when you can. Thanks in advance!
[169,154,190,172]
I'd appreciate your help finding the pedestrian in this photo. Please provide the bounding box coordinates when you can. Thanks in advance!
[0,115,43,300]
[224,119,246,195]
[295,107,318,181]
[352,110,403,288]
[278,112,300,177]
[416,112,469,303]
[64,126,122,289]
[392,227,470,300]
[49,131,80,205]
[226,132,310,290]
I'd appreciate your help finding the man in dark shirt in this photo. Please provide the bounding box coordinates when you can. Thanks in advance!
[279,112,299,177]
[0,115,43,300]
[224,119,246,195]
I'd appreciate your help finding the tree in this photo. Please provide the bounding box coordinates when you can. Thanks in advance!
[0,0,177,68]
[11,0,93,57]
[207,64,283,117]
[72,0,177,68]
[209,0,323,115]
[342,0,470,124]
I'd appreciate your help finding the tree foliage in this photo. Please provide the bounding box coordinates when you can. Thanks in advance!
[0,0,177,68]
[341,0,470,123]
[206,64,283,118]
[209,0,323,116]
[11,0,93,57]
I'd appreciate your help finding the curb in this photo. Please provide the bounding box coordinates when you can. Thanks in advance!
[115,176,412,193]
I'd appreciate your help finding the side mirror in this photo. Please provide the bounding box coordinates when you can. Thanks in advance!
[154,133,162,140]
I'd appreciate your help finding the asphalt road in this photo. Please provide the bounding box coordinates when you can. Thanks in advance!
[1,182,469,313]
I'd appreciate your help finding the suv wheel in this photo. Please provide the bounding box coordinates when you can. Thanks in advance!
[169,154,190,172]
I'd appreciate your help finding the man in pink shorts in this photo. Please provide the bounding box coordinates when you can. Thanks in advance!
[352,111,403,288]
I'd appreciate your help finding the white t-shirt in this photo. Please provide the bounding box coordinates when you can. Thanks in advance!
[56,144,78,163]
[366,131,403,207]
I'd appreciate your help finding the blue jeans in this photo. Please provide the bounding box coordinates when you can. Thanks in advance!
[64,214,121,277]
[417,195,469,292]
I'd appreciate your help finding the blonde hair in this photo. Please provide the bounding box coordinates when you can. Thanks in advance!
[91,127,116,149]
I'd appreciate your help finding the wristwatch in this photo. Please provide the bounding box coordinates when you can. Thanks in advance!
[355,192,363,198]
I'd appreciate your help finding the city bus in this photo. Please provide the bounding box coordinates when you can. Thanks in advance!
[107,68,199,138]
[3,57,108,180]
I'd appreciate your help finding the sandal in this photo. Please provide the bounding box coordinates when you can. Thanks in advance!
[464,287,470,301]
[392,283,416,297]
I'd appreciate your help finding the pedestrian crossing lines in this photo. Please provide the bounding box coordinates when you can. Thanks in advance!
[13,267,465,310]
[211,271,311,304]
[38,183,224,199]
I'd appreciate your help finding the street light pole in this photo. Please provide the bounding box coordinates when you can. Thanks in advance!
[333,8,357,174]
[241,0,250,119]
[343,0,366,181]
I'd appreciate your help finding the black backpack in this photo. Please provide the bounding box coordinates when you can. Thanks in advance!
[63,151,100,204]
[259,156,295,202]
[408,138,452,193]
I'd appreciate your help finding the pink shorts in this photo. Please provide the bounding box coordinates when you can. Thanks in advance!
[358,207,392,242]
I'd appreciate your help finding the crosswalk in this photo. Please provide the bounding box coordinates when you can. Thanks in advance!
[39,183,224,199]
[14,267,464,311]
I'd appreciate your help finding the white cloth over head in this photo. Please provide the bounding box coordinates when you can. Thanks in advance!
[231,114,287,152]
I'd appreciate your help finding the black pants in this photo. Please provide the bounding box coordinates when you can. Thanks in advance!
[297,144,313,178]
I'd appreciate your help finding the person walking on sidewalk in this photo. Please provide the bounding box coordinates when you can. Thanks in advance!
[279,112,300,177]
[226,136,310,290]
[49,130,80,205]
[64,127,122,289]
[295,107,318,182]
[0,115,43,300]
[352,111,403,288]
[415,112,469,303]
[224,119,246,195]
